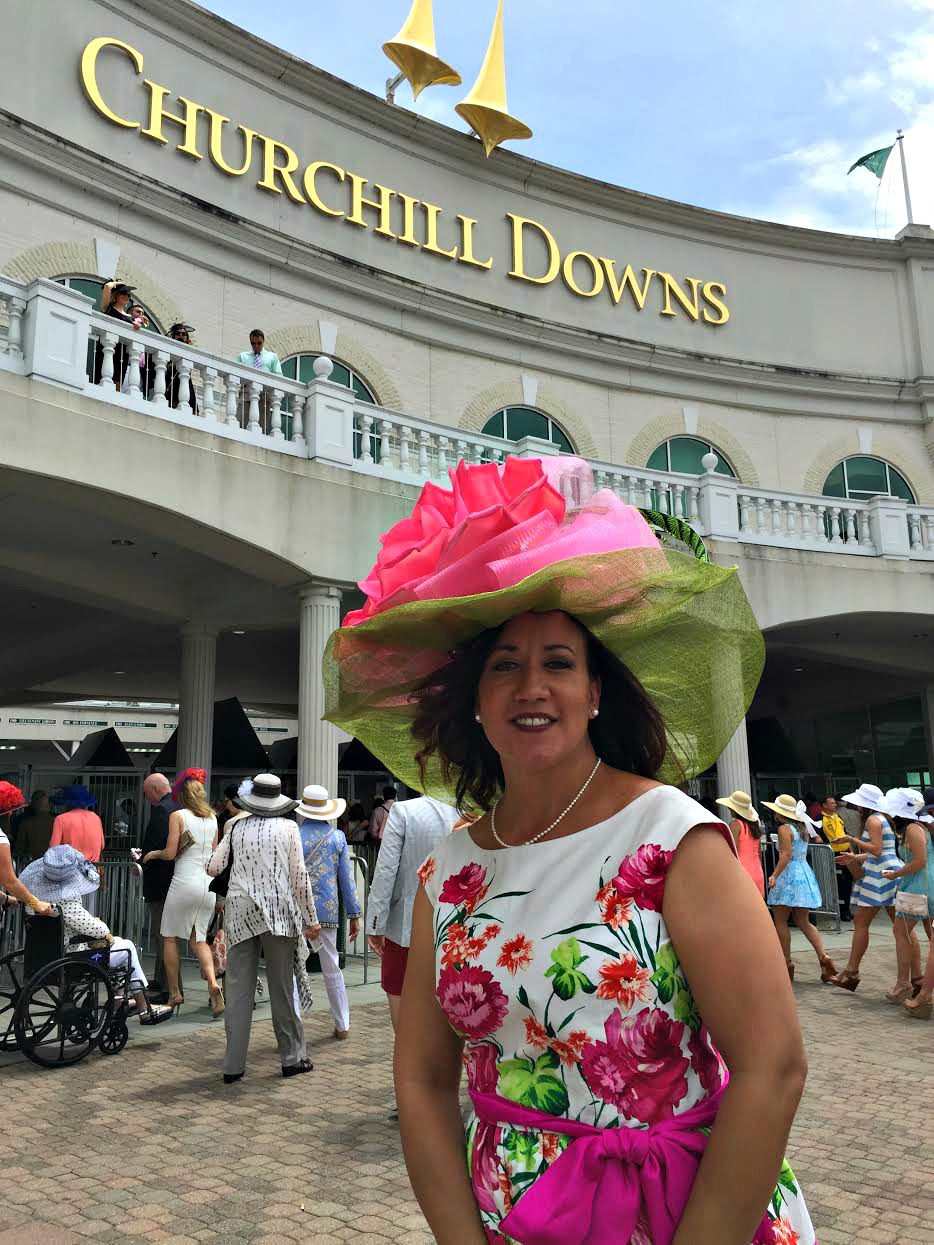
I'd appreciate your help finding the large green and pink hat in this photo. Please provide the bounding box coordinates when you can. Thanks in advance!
[324,456,763,797]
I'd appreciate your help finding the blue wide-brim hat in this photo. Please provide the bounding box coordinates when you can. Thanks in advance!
[51,784,96,809]
[19,845,100,903]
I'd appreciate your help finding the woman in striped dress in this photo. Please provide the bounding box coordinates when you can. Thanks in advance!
[829,783,900,992]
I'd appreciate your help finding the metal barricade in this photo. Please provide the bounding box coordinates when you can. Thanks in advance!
[96,857,146,949]
[348,852,370,984]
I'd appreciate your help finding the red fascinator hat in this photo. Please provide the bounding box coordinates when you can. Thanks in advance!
[172,768,207,800]
[0,781,27,817]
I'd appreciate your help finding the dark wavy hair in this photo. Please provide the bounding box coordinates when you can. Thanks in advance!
[411,615,671,812]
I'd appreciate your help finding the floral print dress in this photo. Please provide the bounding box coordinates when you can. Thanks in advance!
[422,785,816,1245]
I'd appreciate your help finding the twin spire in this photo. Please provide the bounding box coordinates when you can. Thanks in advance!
[382,0,532,158]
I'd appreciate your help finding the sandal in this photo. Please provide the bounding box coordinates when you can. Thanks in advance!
[818,955,837,984]
[884,984,913,1004]
[903,996,932,1020]
[209,986,225,1019]
[829,970,860,992]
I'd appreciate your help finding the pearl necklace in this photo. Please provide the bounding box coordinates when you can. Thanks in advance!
[490,758,602,848]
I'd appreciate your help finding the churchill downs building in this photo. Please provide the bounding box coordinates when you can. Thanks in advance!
[1,0,933,818]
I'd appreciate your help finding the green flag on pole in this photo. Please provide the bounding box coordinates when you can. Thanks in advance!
[848,145,894,178]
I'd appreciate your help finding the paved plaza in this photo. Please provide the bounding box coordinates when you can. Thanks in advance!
[1,927,932,1245]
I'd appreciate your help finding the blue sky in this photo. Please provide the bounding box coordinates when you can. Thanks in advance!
[201,0,934,236]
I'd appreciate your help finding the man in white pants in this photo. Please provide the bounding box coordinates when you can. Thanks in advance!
[293,785,361,1037]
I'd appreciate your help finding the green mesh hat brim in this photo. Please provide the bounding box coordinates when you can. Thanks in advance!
[324,547,764,800]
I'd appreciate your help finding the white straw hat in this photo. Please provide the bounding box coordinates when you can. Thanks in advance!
[237,773,298,817]
[841,783,888,814]
[715,790,759,822]
[884,787,925,821]
[295,784,347,822]
[761,793,806,823]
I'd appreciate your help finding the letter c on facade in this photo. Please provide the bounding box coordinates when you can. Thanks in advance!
[80,37,144,130]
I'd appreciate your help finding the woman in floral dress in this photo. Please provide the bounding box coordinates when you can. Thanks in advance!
[324,456,817,1245]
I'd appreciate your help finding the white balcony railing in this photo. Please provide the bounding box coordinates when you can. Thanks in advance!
[4,275,934,562]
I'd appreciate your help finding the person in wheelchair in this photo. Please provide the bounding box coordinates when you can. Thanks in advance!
[19,845,174,1025]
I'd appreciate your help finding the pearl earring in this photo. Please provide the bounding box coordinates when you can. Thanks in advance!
[475,714,482,723]
[590,707,599,719]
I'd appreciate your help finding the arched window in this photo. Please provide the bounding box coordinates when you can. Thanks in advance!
[822,456,915,503]
[55,276,163,332]
[481,407,575,453]
[646,436,736,478]
[281,354,378,404]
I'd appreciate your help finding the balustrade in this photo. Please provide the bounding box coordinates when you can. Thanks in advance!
[3,274,934,563]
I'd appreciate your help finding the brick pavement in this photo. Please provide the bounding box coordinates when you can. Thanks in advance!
[1,934,931,1244]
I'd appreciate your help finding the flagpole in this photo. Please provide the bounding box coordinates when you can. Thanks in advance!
[896,129,914,225]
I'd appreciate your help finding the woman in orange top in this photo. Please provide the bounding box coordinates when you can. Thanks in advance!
[716,789,765,896]
[50,785,105,863]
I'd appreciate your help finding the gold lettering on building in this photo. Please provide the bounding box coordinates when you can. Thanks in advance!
[206,110,257,177]
[507,214,560,285]
[303,161,346,218]
[80,36,144,129]
[141,82,204,159]
[78,37,732,328]
[347,176,397,239]
[422,203,458,259]
[456,215,493,270]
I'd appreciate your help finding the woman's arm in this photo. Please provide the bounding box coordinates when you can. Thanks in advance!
[729,819,742,850]
[0,843,53,913]
[396,888,486,1245]
[884,823,927,879]
[768,823,793,887]
[336,837,361,918]
[60,899,112,942]
[206,831,231,878]
[143,812,181,863]
[50,816,63,848]
[666,827,807,1245]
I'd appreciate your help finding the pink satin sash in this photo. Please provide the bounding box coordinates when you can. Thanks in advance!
[470,1083,772,1245]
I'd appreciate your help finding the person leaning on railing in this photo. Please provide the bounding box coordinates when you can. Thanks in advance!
[0,781,54,916]
[165,323,199,413]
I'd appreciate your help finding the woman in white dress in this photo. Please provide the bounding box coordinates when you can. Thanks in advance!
[143,769,222,1016]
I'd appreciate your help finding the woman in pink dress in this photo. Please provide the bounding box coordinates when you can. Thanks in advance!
[716,790,765,896]
[325,457,817,1245]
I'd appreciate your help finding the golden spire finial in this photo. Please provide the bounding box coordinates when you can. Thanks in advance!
[382,0,462,101]
[455,0,532,157]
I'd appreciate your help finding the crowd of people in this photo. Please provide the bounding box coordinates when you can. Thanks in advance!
[90,279,288,428]
[716,781,934,1016]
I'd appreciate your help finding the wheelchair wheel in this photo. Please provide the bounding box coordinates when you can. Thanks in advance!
[0,948,25,1052]
[99,1019,129,1055]
[13,958,114,1068]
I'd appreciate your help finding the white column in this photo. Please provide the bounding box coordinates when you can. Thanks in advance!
[716,718,752,801]
[177,623,217,783]
[298,584,342,795]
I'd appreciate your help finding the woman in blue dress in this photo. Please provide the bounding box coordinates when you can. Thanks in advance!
[881,787,933,1002]
[764,794,837,983]
[829,782,900,992]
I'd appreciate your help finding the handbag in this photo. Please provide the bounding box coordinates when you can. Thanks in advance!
[211,916,228,977]
[175,827,195,857]
[895,889,928,918]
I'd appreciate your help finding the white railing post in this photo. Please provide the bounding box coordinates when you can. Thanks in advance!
[152,351,168,407]
[224,373,241,427]
[6,297,25,356]
[303,356,355,466]
[99,333,117,391]
[695,454,740,540]
[867,496,909,558]
[247,380,262,433]
[291,390,305,448]
[269,388,283,440]
[126,345,142,400]
[176,357,193,417]
[202,367,217,422]
[21,279,94,389]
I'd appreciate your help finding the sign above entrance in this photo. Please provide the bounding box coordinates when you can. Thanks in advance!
[79,36,730,327]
